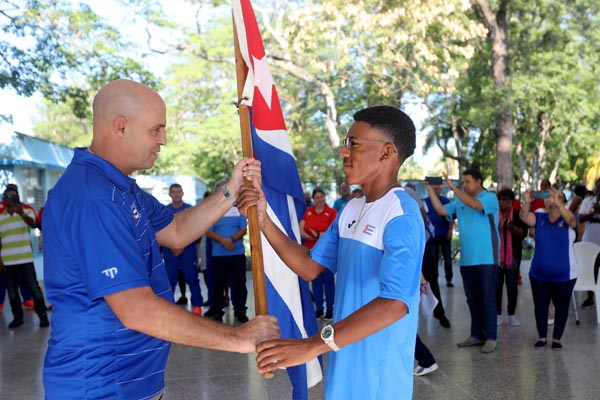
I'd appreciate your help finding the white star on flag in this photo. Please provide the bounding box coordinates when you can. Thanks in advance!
[253,54,275,109]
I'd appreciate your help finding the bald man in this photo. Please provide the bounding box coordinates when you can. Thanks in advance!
[42,79,279,399]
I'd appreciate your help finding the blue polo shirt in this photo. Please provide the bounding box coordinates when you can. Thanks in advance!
[444,190,499,266]
[43,148,174,399]
[163,203,196,261]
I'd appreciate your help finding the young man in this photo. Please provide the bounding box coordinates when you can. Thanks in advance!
[162,183,204,315]
[239,106,424,399]
[425,169,500,353]
[42,79,279,399]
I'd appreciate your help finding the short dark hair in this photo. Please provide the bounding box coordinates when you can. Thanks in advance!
[353,106,416,161]
[5,183,18,193]
[312,187,326,198]
[463,168,483,182]
[169,183,182,192]
[497,188,515,200]
[573,184,589,197]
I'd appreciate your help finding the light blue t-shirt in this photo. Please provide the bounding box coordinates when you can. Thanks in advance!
[311,188,424,400]
[43,148,174,399]
[444,190,500,266]
[210,207,247,257]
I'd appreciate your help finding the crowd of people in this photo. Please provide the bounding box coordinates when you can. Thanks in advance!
[2,78,599,400]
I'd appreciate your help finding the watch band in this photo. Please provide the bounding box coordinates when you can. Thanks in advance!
[220,184,237,206]
[321,324,340,352]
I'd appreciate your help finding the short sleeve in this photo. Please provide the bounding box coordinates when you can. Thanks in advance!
[379,214,423,306]
[444,200,458,222]
[310,213,341,274]
[69,201,151,300]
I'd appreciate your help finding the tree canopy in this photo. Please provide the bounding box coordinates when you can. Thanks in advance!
[2,0,599,191]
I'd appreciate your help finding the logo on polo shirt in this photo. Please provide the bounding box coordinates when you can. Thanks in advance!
[132,204,140,225]
[363,224,376,235]
[102,267,118,279]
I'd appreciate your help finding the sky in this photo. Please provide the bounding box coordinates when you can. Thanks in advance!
[0,0,441,173]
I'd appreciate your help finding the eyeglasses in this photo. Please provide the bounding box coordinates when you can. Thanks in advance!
[341,137,396,153]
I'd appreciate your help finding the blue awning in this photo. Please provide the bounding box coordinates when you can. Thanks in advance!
[0,130,73,171]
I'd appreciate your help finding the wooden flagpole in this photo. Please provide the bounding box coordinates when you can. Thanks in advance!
[232,16,274,379]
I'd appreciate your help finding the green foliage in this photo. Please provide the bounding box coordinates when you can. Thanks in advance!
[1,1,158,119]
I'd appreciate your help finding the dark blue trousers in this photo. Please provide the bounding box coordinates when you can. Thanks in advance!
[460,265,498,341]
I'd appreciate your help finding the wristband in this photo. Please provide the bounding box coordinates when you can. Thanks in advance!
[220,185,237,206]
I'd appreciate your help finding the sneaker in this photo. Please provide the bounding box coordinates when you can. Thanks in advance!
[447,281,454,288]
[175,296,188,305]
[212,314,223,322]
[481,339,497,353]
[39,316,50,328]
[237,314,249,323]
[193,306,202,316]
[8,319,24,329]
[0,303,4,312]
[438,315,451,328]
[414,363,439,376]
[581,298,595,308]
[315,310,324,319]
[497,315,504,326]
[508,315,520,326]
[324,310,333,320]
[22,300,34,309]
[548,319,554,326]
[534,340,547,348]
[457,336,485,347]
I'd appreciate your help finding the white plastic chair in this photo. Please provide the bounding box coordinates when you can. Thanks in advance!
[571,241,600,324]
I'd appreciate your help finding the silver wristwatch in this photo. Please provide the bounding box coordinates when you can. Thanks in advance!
[320,324,340,352]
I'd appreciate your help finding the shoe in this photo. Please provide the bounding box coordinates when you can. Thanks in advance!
[517,273,522,285]
[548,319,554,326]
[414,363,439,376]
[212,314,223,322]
[447,281,454,287]
[551,341,562,350]
[508,315,520,326]
[39,317,50,328]
[497,315,504,326]
[315,310,324,319]
[22,300,34,309]
[481,339,497,353]
[176,296,188,305]
[8,319,24,329]
[438,315,451,328]
[581,298,595,308]
[202,301,209,307]
[237,314,249,323]
[324,310,333,320]
[193,306,202,316]
[457,336,485,347]
[0,303,4,312]
[534,340,547,348]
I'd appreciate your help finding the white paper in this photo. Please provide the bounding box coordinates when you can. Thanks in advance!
[420,283,439,318]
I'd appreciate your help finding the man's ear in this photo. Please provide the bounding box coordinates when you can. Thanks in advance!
[113,116,127,137]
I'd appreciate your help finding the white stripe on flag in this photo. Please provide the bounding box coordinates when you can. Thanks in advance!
[265,202,322,387]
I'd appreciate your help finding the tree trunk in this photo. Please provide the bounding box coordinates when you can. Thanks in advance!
[474,0,513,189]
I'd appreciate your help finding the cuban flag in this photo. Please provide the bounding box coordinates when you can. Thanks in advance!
[232,1,323,399]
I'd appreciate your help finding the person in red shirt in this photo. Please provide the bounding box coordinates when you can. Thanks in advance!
[300,187,337,319]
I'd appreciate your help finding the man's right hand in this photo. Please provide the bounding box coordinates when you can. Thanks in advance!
[236,315,280,353]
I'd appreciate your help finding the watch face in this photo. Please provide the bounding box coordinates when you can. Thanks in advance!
[322,327,333,339]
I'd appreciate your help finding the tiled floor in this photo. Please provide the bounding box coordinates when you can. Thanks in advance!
[1,260,599,399]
